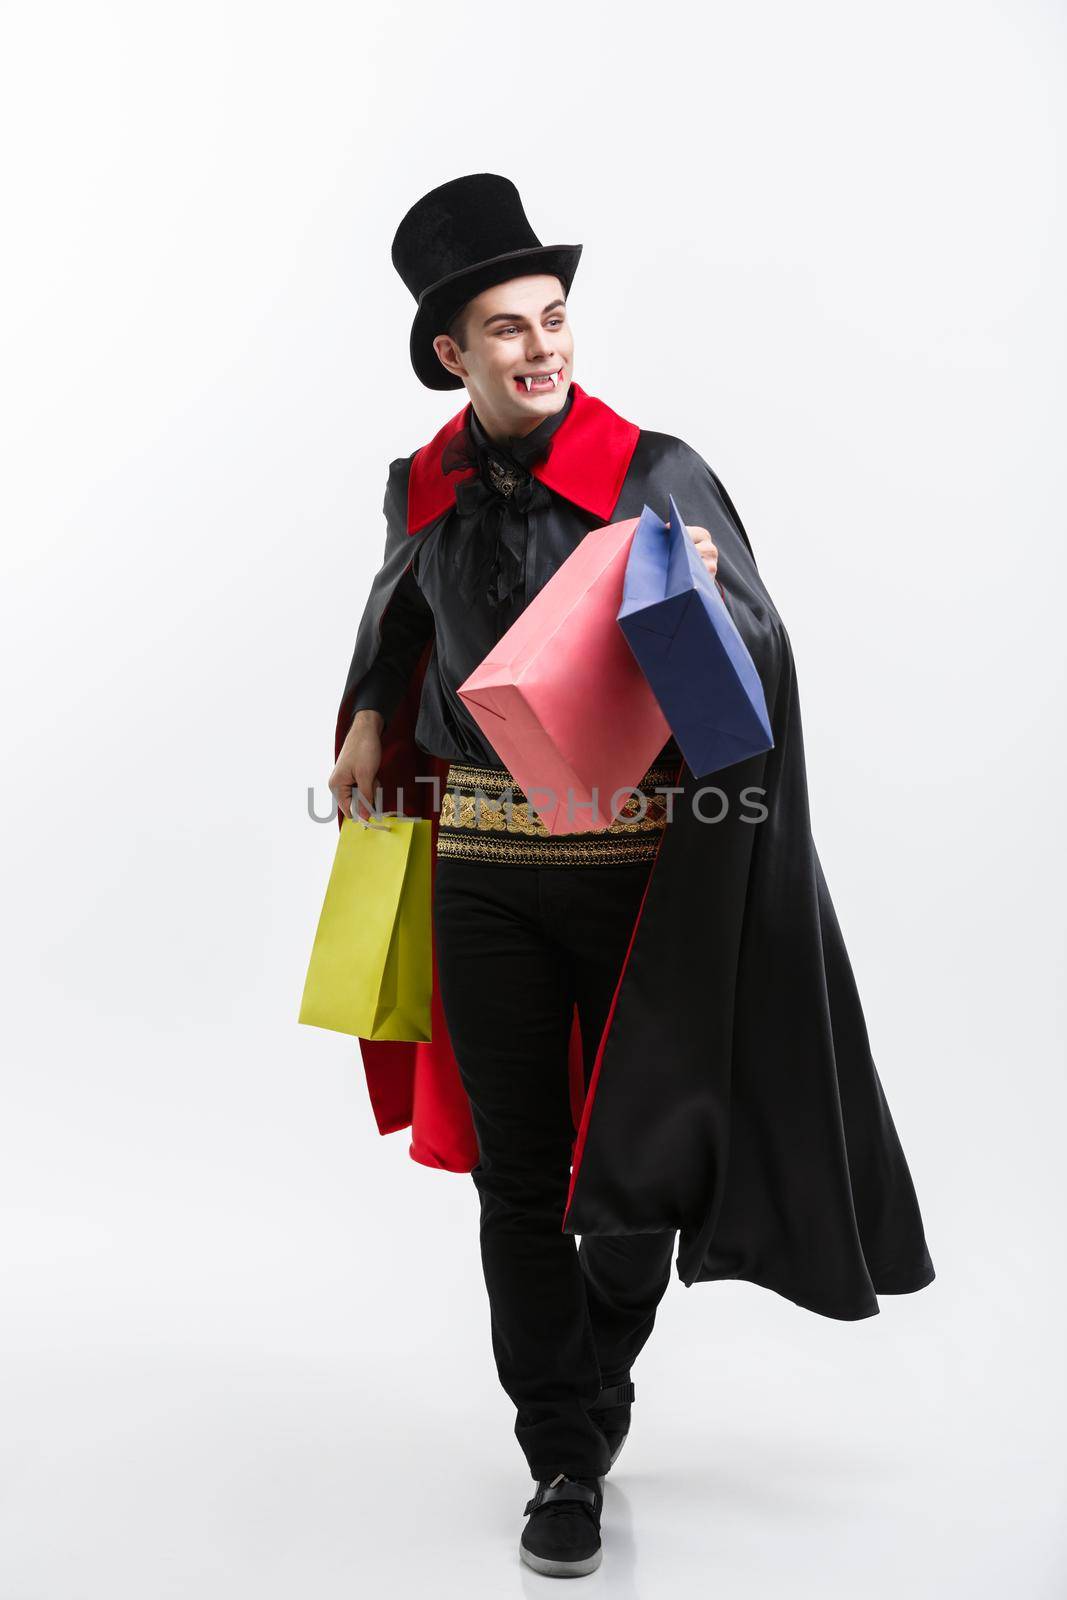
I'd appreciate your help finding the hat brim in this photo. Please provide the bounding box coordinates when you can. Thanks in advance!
[409,243,583,391]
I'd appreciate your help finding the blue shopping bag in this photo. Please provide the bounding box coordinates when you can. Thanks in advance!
[617,494,773,778]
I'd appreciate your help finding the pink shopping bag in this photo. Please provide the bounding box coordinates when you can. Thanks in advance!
[457,517,672,834]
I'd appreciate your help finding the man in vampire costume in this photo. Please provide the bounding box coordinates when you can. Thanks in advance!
[327,173,935,1579]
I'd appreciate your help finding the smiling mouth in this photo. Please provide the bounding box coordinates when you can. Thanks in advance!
[514,367,563,392]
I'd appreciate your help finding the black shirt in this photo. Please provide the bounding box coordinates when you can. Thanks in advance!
[351,387,680,769]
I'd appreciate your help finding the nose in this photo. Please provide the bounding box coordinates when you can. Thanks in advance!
[525,327,554,361]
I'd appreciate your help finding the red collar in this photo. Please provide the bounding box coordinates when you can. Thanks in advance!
[406,380,640,535]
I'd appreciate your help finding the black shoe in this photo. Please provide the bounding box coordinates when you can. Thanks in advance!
[520,1474,603,1577]
[588,1379,634,1470]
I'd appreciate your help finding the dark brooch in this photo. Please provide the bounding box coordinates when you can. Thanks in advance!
[486,454,526,498]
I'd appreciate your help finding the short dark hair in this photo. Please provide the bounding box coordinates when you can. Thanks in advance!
[445,300,471,351]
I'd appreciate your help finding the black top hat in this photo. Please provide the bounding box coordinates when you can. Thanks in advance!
[391,173,583,391]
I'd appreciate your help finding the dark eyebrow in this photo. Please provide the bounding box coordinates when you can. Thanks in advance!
[482,298,566,329]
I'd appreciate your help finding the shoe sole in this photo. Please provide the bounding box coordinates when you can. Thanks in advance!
[520,1544,603,1578]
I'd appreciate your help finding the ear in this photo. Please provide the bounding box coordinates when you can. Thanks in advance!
[432,332,466,381]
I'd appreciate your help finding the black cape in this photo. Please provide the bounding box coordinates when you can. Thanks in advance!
[334,388,936,1322]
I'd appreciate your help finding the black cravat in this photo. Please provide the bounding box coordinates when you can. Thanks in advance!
[441,391,573,609]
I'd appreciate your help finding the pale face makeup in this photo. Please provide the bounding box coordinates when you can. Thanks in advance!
[431,274,576,445]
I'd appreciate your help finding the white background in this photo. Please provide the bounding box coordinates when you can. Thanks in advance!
[2,2,1065,1596]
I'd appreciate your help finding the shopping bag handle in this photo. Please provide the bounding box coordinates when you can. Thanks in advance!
[350,784,397,831]
[354,804,398,832]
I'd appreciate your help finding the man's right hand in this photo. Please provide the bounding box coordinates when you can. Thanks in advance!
[329,709,385,825]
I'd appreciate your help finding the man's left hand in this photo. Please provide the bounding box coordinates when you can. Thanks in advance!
[686,525,718,580]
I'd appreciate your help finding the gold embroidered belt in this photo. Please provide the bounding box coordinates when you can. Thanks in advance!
[435,760,680,867]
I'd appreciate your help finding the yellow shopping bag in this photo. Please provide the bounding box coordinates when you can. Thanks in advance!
[298,815,432,1041]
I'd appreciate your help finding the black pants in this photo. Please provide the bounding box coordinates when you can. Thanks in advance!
[432,855,677,1480]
